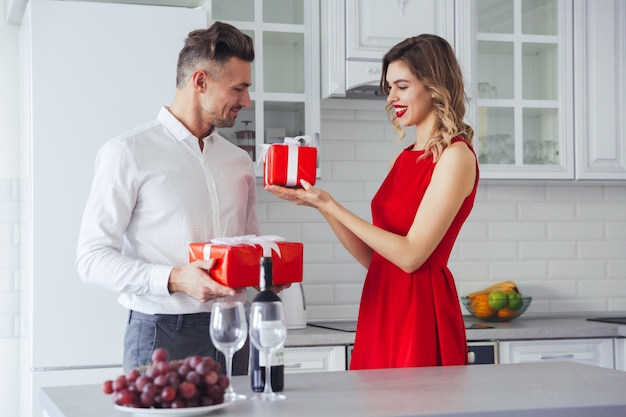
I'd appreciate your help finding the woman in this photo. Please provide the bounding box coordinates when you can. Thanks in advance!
[266,34,478,369]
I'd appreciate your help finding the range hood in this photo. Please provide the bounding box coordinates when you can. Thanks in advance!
[323,57,385,100]
[7,0,205,24]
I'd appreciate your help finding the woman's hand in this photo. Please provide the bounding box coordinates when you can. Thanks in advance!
[265,180,331,211]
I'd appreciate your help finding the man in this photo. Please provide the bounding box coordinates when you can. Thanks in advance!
[76,22,257,374]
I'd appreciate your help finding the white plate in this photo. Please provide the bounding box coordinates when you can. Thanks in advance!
[114,399,232,416]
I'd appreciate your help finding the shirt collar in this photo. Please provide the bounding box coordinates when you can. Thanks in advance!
[157,106,217,143]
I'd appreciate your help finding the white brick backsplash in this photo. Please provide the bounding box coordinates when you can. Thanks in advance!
[307,304,359,321]
[0,201,19,224]
[547,184,605,201]
[0,292,18,315]
[519,241,577,259]
[604,185,626,201]
[0,315,17,338]
[334,244,356,262]
[301,222,335,242]
[519,202,577,221]
[456,222,489,240]
[304,263,365,284]
[550,260,606,279]
[609,299,626,310]
[607,260,626,278]
[0,339,20,417]
[0,246,19,270]
[485,183,547,201]
[577,202,626,221]
[0,179,11,200]
[332,160,388,181]
[302,242,335,263]
[548,221,605,240]
[258,222,302,241]
[334,283,364,304]
[313,181,366,202]
[320,140,355,160]
[356,141,402,162]
[551,299,608,312]
[490,261,548,279]
[448,261,490,281]
[470,201,517,221]
[607,222,626,239]
[458,241,518,260]
[520,279,578,298]
[577,241,626,259]
[0,270,15,292]
[303,283,335,304]
[579,279,626,297]
[321,120,385,141]
[489,222,547,240]
[320,108,357,121]
[267,201,324,222]
[0,224,13,246]
[355,109,387,122]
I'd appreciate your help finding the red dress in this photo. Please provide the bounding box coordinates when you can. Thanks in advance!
[350,138,478,370]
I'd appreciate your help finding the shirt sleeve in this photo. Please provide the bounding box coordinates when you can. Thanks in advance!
[75,139,172,297]
[245,159,261,236]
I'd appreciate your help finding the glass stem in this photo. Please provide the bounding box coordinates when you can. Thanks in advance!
[225,352,234,395]
[263,352,273,395]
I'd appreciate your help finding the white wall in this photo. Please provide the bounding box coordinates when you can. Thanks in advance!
[1,1,625,416]
[0,0,22,416]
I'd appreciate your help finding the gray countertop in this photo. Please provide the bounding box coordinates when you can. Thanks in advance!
[40,362,626,417]
[286,314,626,347]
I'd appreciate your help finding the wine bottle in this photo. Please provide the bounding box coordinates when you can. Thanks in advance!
[250,256,285,392]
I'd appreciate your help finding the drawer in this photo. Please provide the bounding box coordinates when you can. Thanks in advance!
[499,338,614,369]
[284,346,347,373]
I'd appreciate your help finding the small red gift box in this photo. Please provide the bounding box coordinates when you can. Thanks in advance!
[188,237,303,288]
[264,143,317,187]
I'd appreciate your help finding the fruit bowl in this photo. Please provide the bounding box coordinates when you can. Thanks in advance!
[461,295,532,322]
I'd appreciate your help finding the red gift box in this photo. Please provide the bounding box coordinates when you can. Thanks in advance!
[188,238,303,288]
[264,143,317,187]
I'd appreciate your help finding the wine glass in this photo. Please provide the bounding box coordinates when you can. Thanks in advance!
[249,301,287,401]
[210,301,248,401]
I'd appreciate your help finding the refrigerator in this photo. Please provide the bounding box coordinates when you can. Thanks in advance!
[19,2,206,416]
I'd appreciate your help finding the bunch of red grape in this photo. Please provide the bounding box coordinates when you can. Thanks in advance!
[102,348,228,409]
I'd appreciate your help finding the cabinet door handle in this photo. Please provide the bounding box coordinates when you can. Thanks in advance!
[367,67,380,74]
[540,353,575,360]
[285,362,302,369]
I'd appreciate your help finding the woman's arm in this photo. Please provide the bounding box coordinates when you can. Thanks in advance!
[265,142,476,273]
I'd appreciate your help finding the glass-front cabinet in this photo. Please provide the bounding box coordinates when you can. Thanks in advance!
[459,0,574,179]
[207,0,320,176]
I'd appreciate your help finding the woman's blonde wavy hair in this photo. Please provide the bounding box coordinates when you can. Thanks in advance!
[380,34,474,162]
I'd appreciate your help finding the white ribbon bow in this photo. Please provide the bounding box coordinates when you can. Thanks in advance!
[209,234,286,257]
[256,135,313,167]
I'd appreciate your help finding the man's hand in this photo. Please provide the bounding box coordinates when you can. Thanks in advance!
[168,260,237,302]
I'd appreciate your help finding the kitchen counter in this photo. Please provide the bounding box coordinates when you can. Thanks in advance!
[41,361,626,417]
[285,314,626,347]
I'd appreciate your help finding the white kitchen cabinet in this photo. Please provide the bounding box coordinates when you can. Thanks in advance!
[284,346,347,373]
[321,0,454,98]
[207,0,320,176]
[573,0,626,180]
[458,0,575,179]
[499,338,615,369]
[458,0,625,180]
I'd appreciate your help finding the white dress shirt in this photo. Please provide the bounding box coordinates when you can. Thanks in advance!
[76,107,259,314]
